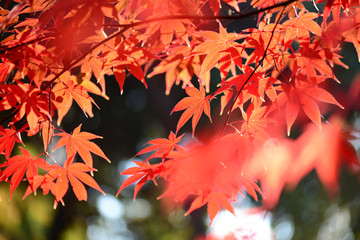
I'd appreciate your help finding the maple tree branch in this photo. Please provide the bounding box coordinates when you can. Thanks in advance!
[40,27,127,90]
[103,0,297,28]
[219,6,286,138]
[0,33,55,52]
[11,0,298,92]
[0,108,19,126]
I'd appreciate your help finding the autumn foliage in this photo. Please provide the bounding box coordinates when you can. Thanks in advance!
[0,0,360,226]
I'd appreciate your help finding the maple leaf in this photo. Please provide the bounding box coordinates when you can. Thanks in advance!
[200,0,244,15]
[192,22,242,78]
[0,126,23,159]
[52,71,108,124]
[0,59,14,84]
[238,104,277,140]
[40,120,53,153]
[246,138,294,208]
[186,192,235,225]
[0,147,47,198]
[135,131,186,162]
[53,124,110,171]
[116,161,168,200]
[340,8,360,62]
[290,118,359,193]
[316,0,355,23]
[216,65,271,116]
[245,76,279,103]
[218,46,247,80]
[282,10,322,46]
[131,0,195,49]
[40,155,105,208]
[80,56,111,95]
[142,18,191,49]
[0,82,53,135]
[171,85,213,136]
[275,74,343,135]
[110,36,155,94]
[289,44,340,82]
[1,0,360,227]
[66,158,105,201]
[148,45,205,95]
[158,136,262,223]
[244,20,285,70]
[248,116,359,208]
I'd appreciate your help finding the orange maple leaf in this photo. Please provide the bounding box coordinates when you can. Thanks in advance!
[135,131,186,162]
[52,71,108,125]
[0,126,23,159]
[0,147,47,198]
[282,10,322,46]
[116,161,168,200]
[38,155,105,208]
[171,85,213,136]
[192,22,242,78]
[53,124,110,171]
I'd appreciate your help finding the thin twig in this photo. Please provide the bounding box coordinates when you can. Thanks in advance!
[219,6,287,138]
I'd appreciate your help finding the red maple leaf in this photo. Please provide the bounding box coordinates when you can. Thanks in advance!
[247,117,359,208]
[192,22,242,78]
[282,10,322,46]
[171,85,213,136]
[110,36,154,94]
[185,192,235,225]
[52,71,108,124]
[53,124,110,171]
[159,136,262,223]
[37,155,105,208]
[148,44,205,95]
[0,147,47,197]
[201,0,244,15]
[0,126,23,159]
[135,131,186,162]
[116,161,168,200]
[0,82,53,135]
[275,74,343,135]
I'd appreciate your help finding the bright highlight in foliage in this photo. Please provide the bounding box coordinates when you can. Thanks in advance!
[0,0,360,227]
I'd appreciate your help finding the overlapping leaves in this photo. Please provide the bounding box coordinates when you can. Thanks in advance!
[0,0,359,227]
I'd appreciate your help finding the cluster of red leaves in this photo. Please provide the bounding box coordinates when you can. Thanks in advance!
[0,124,109,208]
[0,0,359,227]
